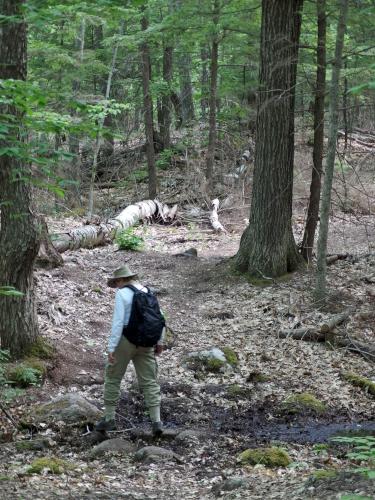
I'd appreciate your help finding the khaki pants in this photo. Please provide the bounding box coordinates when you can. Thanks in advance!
[104,336,161,422]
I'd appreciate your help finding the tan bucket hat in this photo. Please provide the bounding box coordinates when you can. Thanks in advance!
[107,265,138,288]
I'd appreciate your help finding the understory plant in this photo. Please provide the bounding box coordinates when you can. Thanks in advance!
[331,436,375,478]
[115,228,144,251]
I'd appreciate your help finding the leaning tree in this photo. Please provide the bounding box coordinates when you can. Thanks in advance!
[235,0,304,277]
[0,0,40,357]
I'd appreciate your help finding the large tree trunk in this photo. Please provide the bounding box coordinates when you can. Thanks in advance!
[141,13,157,199]
[205,0,219,192]
[0,0,40,357]
[315,0,349,303]
[235,0,304,277]
[300,0,326,262]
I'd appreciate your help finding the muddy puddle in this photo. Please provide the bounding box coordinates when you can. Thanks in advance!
[117,382,375,445]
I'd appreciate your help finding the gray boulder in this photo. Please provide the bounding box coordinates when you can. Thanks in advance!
[32,393,101,425]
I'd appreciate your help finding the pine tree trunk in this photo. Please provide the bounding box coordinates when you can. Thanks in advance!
[160,43,173,150]
[301,0,326,262]
[141,13,157,199]
[200,45,209,119]
[178,51,195,124]
[0,0,40,357]
[235,0,304,278]
[315,0,349,303]
[87,31,119,218]
[67,18,86,207]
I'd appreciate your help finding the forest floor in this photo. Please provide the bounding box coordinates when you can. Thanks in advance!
[1,206,375,499]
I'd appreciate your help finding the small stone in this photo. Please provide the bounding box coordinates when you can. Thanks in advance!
[175,430,206,443]
[212,477,248,496]
[89,438,136,458]
[15,438,52,451]
[134,446,179,463]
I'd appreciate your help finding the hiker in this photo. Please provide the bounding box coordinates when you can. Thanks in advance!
[96,265,165,436]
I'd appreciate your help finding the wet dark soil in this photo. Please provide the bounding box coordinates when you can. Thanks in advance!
[116,380,375,446]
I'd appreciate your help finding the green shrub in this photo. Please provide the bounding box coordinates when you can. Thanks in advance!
[115,228,144,251]
[156,148,174,170]
[331,436,375,463]
[7,364,42,387]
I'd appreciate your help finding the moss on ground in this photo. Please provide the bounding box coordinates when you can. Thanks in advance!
[205,358,226,372]
[222,347,238,367]
[237,447,291,467]
[26,337,55,360]
[226,384,251,397]
[312,469,338,480]
[282,392,326,415]
[27,457,72,475]
[247,371,270,383]
[342,372,375,396]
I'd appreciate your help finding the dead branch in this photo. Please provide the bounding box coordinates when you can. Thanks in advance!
[209,199,227,234]
[278,309,375,362]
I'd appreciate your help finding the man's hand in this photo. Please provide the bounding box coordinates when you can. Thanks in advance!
[108,352,115,364]
[154,344,163,356]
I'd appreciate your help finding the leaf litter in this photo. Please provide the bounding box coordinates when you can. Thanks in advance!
[1,215,375,499]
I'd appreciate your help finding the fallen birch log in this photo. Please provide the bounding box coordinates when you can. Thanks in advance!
[48,199,178,254]
[209,199,227,234]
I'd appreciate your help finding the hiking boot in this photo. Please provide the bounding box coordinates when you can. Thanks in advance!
[152,421,163,437]
[95,417,117,432]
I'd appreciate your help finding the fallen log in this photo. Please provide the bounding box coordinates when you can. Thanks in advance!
[47,199,178,254]
[209,199,227,234]
[278,309,375,361]
[279,310,353,341]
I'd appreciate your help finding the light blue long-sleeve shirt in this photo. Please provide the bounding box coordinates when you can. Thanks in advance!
[108,283,145,353]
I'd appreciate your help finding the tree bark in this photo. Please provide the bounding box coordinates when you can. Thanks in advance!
[67,17,86,207]
[178,51,195,124]
[200,45,210,119]
[160,43,173,150]
[87,26,120,218]
[315,0,349,303]
[0,0,40,357]
[205,0,220,192]
[301,0,326,262]
[235,0,304,277]
[141,13,157,199]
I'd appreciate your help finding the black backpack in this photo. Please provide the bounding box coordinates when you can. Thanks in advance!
[122,285,165,347]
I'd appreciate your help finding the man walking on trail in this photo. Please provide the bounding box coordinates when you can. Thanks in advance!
[96,265,165,436]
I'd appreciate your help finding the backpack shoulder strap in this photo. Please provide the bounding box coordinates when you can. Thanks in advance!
[122,284,138,293]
